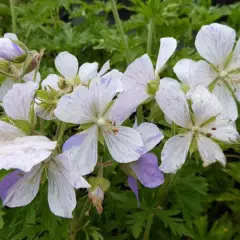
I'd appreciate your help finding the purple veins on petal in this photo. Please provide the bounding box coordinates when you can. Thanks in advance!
[130,153,164,188]
[0,170,23,202]
[11,41,23,55]
[128,175,140,206]
[62,132,87,152]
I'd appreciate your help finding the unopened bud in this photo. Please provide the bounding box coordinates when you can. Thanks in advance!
[147,80,159,96]
[0,37,27,63]
[88,177,110,214]
[88,186,104,214]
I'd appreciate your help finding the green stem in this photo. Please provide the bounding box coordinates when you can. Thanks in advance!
[79,199,90,223]
[9,0,17,33]
[110,0,131,64]
[137,105,143,125]
[147,19,154,56]
[143,212,154,240]
[54,121,67,152]
[225,154,240,160]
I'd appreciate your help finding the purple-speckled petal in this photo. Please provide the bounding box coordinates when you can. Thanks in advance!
[62,132,87,152]
[128,175,139,205]
[130,153,164,188]
[0,170,23,201]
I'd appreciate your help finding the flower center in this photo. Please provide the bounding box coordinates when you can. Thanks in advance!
[97,117,106,127]
[192,125,199,133]
[219,70,228,78]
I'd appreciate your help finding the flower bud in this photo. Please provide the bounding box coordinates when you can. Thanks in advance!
[88,177,110,214]
[88,186,104,214]
[0,37,27,63]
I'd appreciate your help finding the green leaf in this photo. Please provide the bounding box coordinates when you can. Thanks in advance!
[155,209,192,237]
[126,211,148,239]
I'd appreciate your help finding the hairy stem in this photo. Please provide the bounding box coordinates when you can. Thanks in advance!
[143,212,154,240]
[110,0,131,64]
[147,19,154,56]
[9,0,17,33]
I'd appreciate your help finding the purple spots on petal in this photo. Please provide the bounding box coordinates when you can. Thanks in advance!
[128,175,140,206]
[62,132,87,152]
[0,170,23,202]
[130,153,164,188]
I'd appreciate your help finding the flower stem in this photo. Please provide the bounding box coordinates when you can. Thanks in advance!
[143,212,154,240]
[137,105,143,125]
[79,199,90,223]
[147,19,154,56]
[110,0,131,64]
[9,0,17,33]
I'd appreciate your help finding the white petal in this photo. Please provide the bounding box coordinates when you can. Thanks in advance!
[213,82,237,121]
[54,154,90,189]
[197,135,226,167]
[0,120,25,142]
[0,78,15,102]
[105,89,148,125]
[160,132,192,173]
[54,85,96,124]
[41,74,60,90]
[48,161,76,218]
[102,126,144,163]
[78,62,98,83]
[173,59,196,86]
[156,77,192,128]
[4,33,18,40]
[200,114,239,143]
[2,82,38,121]
[0,136,57,172]
[188,85,222,125]
[193,60,218,86]
[63,125,98,175]
[156,37,177,75]
[22,70,41,84]
[98,60,110,76]
[122,54,154,92]
[55,51,78,79]
[92,69,123,116]
[3,164,43,207]
[136,122,164,153]
[195,23,236,68]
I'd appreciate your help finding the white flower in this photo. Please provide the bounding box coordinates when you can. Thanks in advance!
[193,23,240,121]
[109,38,177,124]
[41,51,110,91]
[155,78,239,173]
[54,71,144,175]
[0,153,90,218]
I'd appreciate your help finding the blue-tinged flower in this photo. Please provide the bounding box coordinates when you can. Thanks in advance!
[55,72,144,176]
[156,80,240,173]
[0,153,90,218]
[127,122,165,202]
[0,33,27,62]
[108,37,177,125]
